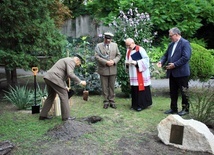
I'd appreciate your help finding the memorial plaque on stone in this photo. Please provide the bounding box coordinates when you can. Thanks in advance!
[169,124,184,145]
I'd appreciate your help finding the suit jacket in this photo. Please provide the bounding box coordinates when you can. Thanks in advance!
[160,37,192,78]
[44,57,81,89]
[95,42,121,76]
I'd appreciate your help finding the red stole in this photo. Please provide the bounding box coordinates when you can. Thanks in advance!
[127,45,145,91]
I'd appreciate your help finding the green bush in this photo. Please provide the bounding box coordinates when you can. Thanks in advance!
[208,49,214,56]
[150,63,166,79]
[189,38,207,48]
[3,84,45,110]
[187,85,214,125]
[3,85,34,110]
[148,46,167,79]
[190,43,214,82]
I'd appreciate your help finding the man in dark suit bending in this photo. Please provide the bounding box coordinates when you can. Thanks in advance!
[157,27,192,116]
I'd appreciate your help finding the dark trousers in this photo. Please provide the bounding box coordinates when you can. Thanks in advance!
[169,75,189,111]
[40,79,70,120]
[100,75,116,104]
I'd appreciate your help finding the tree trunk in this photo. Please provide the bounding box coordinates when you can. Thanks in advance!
[5,68,18,87]
[5,68,11,88]
[11,68,18,86]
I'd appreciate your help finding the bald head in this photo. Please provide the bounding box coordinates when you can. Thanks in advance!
[125,38,134,44]
[125,38,135,49]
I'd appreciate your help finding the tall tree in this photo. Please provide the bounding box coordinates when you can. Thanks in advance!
[86,0,214,47]
[62,0,88,17]
[0,0,69,86]
[50,0,72,28]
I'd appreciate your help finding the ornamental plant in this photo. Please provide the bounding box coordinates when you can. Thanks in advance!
[186,84,214,126]
[3,83,47,110]
[190,43,214,82]
[3,85,34,110]
[109,7,154,95]
[65,36,102,94]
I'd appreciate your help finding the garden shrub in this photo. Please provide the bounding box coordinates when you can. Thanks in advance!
[65,36,102,94]
[190,43,214,82]
[3,82,47,110]
[189,38,207,48]
[148,46,166,79]
[186,84,214,125]
[208,49,214,56]
[3,85,34,110]
[150,63,166,79]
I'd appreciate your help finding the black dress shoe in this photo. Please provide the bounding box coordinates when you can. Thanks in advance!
[110,104,117,109]
[62,116,76,121]
[103,104,109,109]
[164,109,178,114]
[178,110,189,116]
[136,108,142,112]
[39,116,53,120]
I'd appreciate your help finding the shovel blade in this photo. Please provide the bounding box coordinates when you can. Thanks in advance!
[32,105,40,114]
[68,89,75,99]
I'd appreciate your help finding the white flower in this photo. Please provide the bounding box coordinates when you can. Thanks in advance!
[98,34,103,37]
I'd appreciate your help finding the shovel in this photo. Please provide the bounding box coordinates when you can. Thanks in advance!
[31,67,40,114]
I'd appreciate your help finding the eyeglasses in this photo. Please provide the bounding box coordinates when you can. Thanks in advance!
[169,34,176,37]
[126,44,132,47]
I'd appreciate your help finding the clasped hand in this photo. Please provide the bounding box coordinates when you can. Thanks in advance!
[106,60,115,66]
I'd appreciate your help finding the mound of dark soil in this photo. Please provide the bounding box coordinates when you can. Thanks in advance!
[47,120,95,141]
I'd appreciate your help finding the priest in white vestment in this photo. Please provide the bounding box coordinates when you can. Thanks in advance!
[125,38,152,111]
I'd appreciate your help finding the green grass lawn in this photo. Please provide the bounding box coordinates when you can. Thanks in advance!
[0,91,183,154]
[0,76,213,154]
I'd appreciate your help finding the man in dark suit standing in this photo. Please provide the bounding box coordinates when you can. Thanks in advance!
[157,27,192,116]
[39,55,86,121]
[95,32,121,109]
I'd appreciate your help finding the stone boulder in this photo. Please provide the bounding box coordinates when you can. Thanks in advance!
[0,141,14,155]
[157,114,214,154]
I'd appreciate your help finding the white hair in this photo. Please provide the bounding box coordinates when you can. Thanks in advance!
[125,38,135,43]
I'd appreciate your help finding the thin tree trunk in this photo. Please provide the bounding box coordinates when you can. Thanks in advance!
[5,68,11,88]
[11,68,18,86]
[5,68,18,87]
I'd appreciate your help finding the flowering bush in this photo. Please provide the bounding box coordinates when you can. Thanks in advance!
[109,7,154,50]
[109,7,154,95]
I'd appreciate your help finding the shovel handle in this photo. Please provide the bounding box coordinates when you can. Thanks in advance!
[67,78,71,89]
[32,67,38,75]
